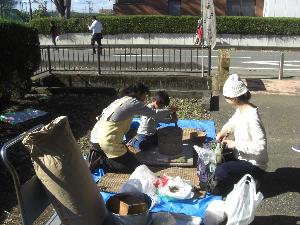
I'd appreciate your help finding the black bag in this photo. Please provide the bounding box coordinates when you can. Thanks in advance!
[87,146,108,172]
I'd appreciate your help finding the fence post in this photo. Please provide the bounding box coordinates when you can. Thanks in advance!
[208,45,212,76]
[278,52,284,80]
[47,45,52,74]
[97,45,101,75]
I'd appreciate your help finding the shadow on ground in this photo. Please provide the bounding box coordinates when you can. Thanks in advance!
[252,215,300,225]
[260,167,300,198]
[245,79,266,91]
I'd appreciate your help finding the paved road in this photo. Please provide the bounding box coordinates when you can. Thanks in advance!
[211,50,300,79]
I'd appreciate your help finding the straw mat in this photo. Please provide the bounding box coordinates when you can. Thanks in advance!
[97,166,199,193]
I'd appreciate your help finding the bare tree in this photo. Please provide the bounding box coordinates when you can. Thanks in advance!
[53,0,71,18]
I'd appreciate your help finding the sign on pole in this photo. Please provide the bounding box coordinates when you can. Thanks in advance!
[201,0,216,48]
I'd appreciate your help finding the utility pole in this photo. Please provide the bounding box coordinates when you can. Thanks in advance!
[28,0,32,20]
[86,0,93,13]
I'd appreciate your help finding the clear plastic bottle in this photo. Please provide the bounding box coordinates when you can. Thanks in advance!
[214,143,222,164]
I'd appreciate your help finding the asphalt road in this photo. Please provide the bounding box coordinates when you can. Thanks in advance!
[211,90,300,225]
[211,50,300,79]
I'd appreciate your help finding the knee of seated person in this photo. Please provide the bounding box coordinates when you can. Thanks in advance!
[214,165,229,181]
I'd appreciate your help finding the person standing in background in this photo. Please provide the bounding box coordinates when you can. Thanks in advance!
[50,21,60,46]
[88,16,103,55]
[194,18,203,46]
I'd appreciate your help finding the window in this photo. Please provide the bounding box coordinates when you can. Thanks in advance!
[227,0,255,16]
[168,0,181,16]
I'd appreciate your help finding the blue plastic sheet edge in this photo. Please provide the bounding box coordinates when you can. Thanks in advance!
[131,118,216,142]
[100,192,221,220]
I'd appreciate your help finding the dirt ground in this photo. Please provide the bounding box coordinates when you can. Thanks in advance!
[0,94,209,225]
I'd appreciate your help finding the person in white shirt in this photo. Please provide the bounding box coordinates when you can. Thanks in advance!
[212,74,268,196]
[88,16,103,54]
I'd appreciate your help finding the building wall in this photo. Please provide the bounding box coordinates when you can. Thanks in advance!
[114,0,169,15]
[114,0,264,16]
[181,0,201,16]
[214,0,227,16]
[263,0,300,17]
[256,0,264,16]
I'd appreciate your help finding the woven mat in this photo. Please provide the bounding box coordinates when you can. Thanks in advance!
[97,167,199,193]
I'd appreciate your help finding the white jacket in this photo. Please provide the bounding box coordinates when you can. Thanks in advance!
[221,107,268,170]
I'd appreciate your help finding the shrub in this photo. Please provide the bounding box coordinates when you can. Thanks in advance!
[216,16,300,35]
[27,15,300,36]
[0,19,40,101]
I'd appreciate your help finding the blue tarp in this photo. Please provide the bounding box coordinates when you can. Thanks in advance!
[92,168,105,183]
[0,108,48,125]
[130,118,216,142]
[100,192,221,220]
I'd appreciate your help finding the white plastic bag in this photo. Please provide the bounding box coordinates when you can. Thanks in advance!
[204,200,226,225]
[224,174,264,225]
[120,164,159,206]
[157,176,194,199]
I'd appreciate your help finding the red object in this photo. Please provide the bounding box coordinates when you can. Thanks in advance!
[154,176,169,188]
[197,25,203,41]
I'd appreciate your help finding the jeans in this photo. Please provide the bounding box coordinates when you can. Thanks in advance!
[212,156,265,196]
[128,133,158,152]
[91,143,140,173]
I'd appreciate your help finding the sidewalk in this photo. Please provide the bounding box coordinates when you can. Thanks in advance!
[244,79,300,96]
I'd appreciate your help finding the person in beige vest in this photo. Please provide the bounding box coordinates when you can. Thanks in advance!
[90,82,177,173]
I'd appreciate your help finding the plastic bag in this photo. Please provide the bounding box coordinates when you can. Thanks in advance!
[156,176,194,200]
[120,164,159,206]
[224,174,264,225]
[193,145,216,191]
[204,200,226,225]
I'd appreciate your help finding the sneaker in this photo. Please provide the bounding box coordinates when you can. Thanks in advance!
[291,145,300,152]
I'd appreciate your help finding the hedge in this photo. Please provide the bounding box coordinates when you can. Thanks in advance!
[0,19,40,101]
[27,15,300,36]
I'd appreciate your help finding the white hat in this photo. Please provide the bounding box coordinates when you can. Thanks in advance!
[223,74,248,98]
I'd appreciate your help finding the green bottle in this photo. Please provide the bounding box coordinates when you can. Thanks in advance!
[215,143,222,164]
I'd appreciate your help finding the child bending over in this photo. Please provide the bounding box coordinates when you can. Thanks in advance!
[127,91,177,152]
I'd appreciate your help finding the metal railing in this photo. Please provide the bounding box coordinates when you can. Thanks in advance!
[34,44,212,76]
[215,45,300,80]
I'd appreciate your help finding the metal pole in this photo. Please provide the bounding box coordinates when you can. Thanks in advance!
[208,45,211,76]
[47,46,52,74]
[278,52,284,80]
[97,45,101,75]
[201,47,204,77]
[29,0,33,20]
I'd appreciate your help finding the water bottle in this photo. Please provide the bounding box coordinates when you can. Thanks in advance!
[214,143,222,165]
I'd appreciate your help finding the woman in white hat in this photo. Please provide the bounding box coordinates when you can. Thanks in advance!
[213,74,268,196]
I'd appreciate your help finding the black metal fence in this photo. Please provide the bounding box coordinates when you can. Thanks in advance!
[35,44,212,76]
